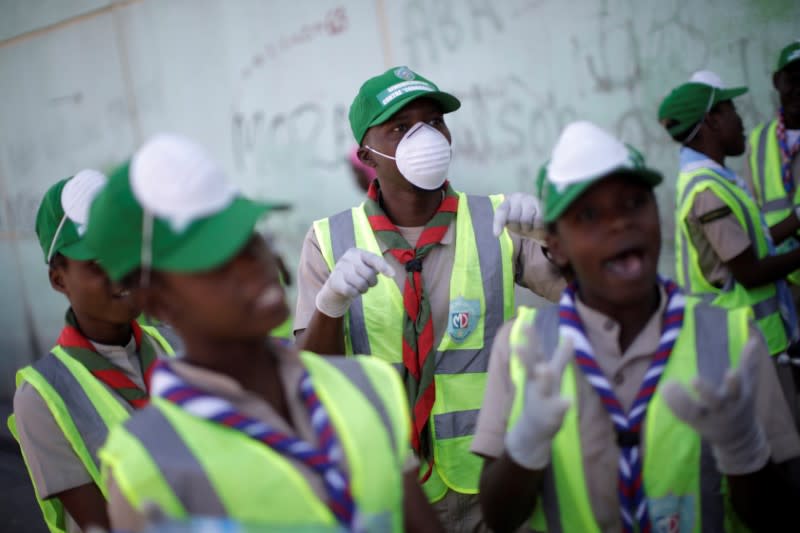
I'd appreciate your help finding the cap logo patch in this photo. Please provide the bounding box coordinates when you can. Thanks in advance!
[789,49,800,63]
[394,67,416,80]
[376,81,435,106]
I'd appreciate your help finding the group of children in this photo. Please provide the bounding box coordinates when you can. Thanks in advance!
[8,39,800,533]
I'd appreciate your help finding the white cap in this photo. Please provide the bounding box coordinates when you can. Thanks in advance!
[548,121,631,191]
[689,70,726,88]
[131,133,239,232]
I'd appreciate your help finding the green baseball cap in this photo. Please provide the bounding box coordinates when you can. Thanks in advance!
[540,121,662,223]
[348,66,461,143]
[777,40,800,72]
[85,134,289,282]
[36,169,108,263]
[658,70,748,136]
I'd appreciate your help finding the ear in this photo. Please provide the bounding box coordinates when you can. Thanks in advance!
[773,71,782,92]
[545,228,571,271]
[49,266,68,296]
[357,146,378,169]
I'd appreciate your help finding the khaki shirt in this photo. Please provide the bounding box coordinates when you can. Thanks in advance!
[294,216,565,336]
[107,346,417,532]
[684,189,751,287]
[471,288,800,533]
[13,338,145,533]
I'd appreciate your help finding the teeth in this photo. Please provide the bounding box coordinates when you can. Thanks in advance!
[255,286,283,308]
[604,253,643,279]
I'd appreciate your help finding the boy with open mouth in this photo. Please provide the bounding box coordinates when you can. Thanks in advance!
[472,121,800,532]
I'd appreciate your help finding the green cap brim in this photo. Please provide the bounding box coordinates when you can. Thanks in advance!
[59,239,96,261]
[544,167,663,223]
[367,91,461,132]
[715,86,748,102]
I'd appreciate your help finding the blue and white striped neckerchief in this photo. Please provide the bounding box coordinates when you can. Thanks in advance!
[680,146,799,345]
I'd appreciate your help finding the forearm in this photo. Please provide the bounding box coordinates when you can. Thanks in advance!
[56,482,110,530]
[729,247,800,288]
[769,212,800,245]
[479,454,544,532]
[295,310,345,355]
[727,461,795,531]
[402,471,444,533]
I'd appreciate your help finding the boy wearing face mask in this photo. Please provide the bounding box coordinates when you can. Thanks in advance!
[294,66,564,529]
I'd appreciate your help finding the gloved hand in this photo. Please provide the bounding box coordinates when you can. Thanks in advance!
[662,337,770,475]
[492,192,547,241]
[315,248,396,318]
[505,338,574,470]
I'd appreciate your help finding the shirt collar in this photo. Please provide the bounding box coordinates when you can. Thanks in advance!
[679,146,738,181]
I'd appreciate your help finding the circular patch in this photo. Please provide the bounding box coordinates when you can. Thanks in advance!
[394,66,415,81]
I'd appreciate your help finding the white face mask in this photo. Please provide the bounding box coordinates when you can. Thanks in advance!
[366,122,452,190]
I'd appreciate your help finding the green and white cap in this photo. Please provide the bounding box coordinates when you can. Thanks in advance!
[36,169,108,263]
[85,133,288,282]
[777,40,800,72]
[540,121,662,223]
[658,70,748,140]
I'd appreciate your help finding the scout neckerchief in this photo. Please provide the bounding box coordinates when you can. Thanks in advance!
[559,277,685,533]
[777,107,800,195]
[363,179,458,465]
[57,309,157,409]
[150,359,361,531]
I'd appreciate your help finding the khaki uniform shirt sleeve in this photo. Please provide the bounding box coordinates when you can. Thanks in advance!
[690,189,751,262]
[13,382,93,499]
[749,323,800,462]
[294,226,331,334]
[107,470,147,532]
[471,320,524,459]
[513,234,565,302]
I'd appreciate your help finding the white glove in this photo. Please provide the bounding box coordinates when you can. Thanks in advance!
[505,338,574,470]
[662,337,770,475]
[493,192,547,241]
[315,248,395,318]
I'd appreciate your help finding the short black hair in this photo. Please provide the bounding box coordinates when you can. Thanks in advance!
[48,252,67,270]
[662,118,701,143]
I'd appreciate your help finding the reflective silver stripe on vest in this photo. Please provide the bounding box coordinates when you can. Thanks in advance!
[755,124,771,206]
[536,305,564,532]
[329,209,372,355]
[433,408,480,440]
[694,304,729,533]
[126,407,228,515]
[32,354,118,471]
[323,357,397,455]
[533,303,730,530]
[432,196,506,376]
[763,197,792,214]
[154,324,183,355]
[752,297,780,321]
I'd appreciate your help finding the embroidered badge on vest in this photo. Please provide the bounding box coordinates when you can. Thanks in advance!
[649,494,695,533]
[447,296,480,342]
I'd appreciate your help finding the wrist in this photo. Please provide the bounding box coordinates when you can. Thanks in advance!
[315,286,351,318]
[505,420,552,470]
[711,422,771,475]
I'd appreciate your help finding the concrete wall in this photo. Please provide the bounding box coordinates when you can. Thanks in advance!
[1,0,797,398]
